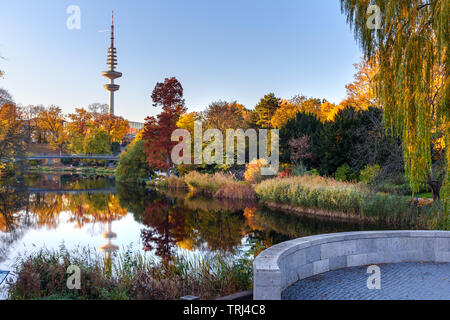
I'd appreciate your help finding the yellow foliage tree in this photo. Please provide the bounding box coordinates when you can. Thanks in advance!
[36,106,66,152]
[271,100,300,129]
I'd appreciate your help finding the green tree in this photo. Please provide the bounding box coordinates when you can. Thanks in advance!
[83,129,111,155]
[254,93,280,129]
[340,0,449,204]
[116,139,153,183]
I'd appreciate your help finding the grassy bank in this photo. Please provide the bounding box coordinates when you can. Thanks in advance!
[7,246,253,300]
[28,166,116,176]
[254,176,438,225]
[155,172,257,201]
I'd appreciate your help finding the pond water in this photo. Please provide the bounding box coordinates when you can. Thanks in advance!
[0,174,411,292]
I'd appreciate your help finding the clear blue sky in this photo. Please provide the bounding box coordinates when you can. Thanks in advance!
[0,0,362,123]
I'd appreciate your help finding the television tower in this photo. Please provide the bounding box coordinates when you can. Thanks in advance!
[102,11,122,115]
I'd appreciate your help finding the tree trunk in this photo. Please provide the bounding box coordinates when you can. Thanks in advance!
[428,181,441,201]
[426,173,442,201]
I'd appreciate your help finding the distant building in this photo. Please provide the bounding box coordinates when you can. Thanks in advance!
[128,121,144,135]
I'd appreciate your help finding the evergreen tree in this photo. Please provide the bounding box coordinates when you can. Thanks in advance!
[279,112,323,167]
[255,93,280,129]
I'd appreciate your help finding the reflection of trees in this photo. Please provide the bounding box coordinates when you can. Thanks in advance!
[65,193,127,227]
[29,193,63,228]
[0,187,25,232]
[136,189,250,260]
[188,210,246,252]
[140,198,188,262]
[0,187,32,264]
[24,174,115,191]
[250,206,396,240]
[116,183,152,222]
[0,188,127,232]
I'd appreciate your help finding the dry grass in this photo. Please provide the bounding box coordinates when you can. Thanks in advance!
[7,246,253,300]
[255,176,431,222]
[215,184,257,201]
[182,171,257,200]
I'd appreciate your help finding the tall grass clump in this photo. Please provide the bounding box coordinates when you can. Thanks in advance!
[184,171,256,200]
[255,176,431,224]
[7,246,253,300]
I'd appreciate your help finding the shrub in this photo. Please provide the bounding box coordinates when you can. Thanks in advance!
[359,164,381,184]
[291,162,308,177]
[277,169,292,179]
[116,140,153,184]
[244,159,270,184]
[305,169,319,177]
[334,163,357,182]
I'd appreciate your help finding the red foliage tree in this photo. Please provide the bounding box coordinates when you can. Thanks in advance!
[151,77,185,110]
[289,135,313,163]
[144,77,186,173]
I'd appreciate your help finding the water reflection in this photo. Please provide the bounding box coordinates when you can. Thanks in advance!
[0,174,409,269]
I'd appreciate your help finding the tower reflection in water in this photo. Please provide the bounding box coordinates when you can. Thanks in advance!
[99,220,119,273]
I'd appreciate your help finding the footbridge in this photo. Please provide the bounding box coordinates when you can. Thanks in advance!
[19,153,120,161]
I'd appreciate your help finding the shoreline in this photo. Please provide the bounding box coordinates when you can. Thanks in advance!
[27,166,116,176]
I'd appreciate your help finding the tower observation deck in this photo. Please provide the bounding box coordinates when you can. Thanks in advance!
[102,11,122,116]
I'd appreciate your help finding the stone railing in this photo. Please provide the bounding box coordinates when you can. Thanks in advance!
[253,231,450,300]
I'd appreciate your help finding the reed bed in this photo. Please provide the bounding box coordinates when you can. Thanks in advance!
[255,176,434,223]
[183,171,257,200]
[7,246,253,300]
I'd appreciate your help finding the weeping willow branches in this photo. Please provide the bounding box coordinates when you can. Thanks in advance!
[340,0,449,220]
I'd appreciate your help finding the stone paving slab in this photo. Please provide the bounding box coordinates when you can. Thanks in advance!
[282,262,450,300]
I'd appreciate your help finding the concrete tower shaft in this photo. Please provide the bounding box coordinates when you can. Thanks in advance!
[102,11,122,115]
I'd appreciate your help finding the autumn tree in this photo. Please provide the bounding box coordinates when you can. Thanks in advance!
[176,112,202,135]
[144,77,186,174]
[88,102,109,115]
[36,106,66,152]
[271,99,300,129]
[65,108,93,153]
[341,0,449,204]
[342,57,379,111]
[320,101,342,122]
[0,103,25,170]
[254,93,280,129]
[19,105,43,143]
[92,113,129,145]
[151,77,185,109]
[289,136,313,163]
[271,96,327,128]
[0,88,13,106]
[203,101,248,131]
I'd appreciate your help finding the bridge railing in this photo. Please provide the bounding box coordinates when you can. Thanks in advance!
[24,153,120,159]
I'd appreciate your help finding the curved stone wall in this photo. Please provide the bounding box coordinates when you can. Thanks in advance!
[253,231,450,300]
